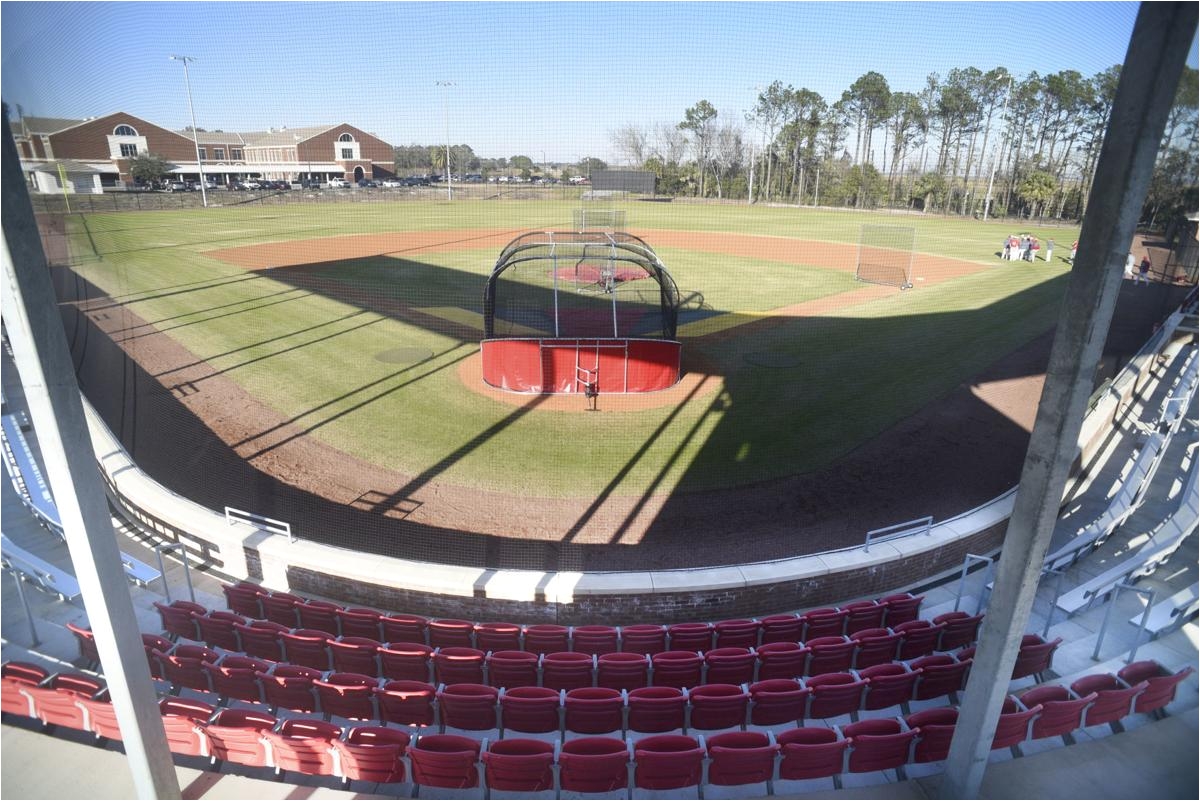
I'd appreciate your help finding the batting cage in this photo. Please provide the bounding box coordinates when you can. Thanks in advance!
[481,231,682,394]
[856,224,916,289]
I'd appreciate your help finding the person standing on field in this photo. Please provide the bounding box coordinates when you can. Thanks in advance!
[1137,256,1151,285]
[1070,240,1078,261]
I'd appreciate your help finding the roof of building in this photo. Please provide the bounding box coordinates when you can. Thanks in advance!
[239,124,340,147]
[11,117,85,136]
[35,159,106,174]
[177,130,247,146]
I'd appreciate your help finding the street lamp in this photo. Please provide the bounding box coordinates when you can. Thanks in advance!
[169,55,207,208]
[436,80,454,200]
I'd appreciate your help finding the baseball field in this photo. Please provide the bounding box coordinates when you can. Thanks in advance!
[53,197,1088,567]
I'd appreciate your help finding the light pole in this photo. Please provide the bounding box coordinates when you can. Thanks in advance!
[436,81,454,200]
[170,55,207,207]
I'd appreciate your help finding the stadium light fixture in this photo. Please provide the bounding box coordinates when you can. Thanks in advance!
[169,55,207,208]
[436,81,454,200]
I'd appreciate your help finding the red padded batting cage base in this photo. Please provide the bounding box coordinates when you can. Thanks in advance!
[481,338,682,394]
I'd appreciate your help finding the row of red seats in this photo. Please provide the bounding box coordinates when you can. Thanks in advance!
[4,660,1189,796]
[215,582,929,651]
[131,608,989,687]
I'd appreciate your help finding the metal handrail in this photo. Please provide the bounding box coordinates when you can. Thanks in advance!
[1040,567,1068,638]
[1093,582,1156,663]
[864,516,933,553]
[154,542,195,604]
[954,554,995,614]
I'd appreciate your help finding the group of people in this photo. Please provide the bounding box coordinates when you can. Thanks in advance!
[1002,234,1054,262]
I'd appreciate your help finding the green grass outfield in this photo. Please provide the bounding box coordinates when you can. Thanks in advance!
[63,199,1078,497]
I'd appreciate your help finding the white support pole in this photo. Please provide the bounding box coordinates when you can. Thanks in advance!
[170,55,207,208]
[0,107,181,799]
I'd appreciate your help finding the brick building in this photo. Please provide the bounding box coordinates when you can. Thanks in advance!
[10,111,396,192]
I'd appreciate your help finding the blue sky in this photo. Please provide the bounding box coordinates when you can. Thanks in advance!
[2,2,1193,162]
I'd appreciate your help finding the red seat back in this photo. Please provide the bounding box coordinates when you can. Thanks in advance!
[558,736,630,793]
[687,683,749,732]
[633,734,705,791]
[499,686,561,735]
[486,650,539,689]
[703,647,756,685]
[522,624,569,655]
[378,642,433,683]
[596,651,650,691]
[408,734,481,789]
[380,613,429,645]
[650,650,702,689]
[433,646,486,685]
[541,651,594,692]
[748,678,809,727]
[564,687,624,735]
[375,680,437,728]
[335,726,409,783]
[620,624,667,655]
[627,686,686,734]
[842,718,919,773]
[666,623,713,652]
[475,622,522,652]
[481,738,556,792]
[706,731,778,786]
[437,683,499,731]
[777,727,848,780]
[573,625,620,655]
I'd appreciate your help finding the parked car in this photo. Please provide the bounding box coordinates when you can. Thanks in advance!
[201,179,218,191]
[327,178,350,188]
[357,179,378,188]
[167,181,189,192]
[301,179,323,189]
[380,178,403,188]
[243,180,262,190]
[228,180,246,190]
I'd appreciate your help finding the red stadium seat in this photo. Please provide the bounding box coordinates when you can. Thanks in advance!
[706,730,779,791]
[1070,674,1147,731]
[596,651,650,691]
[429,619,475,649]
[805,636,856,676]
[620,624,667,655]
[759,614,804,645]
[380,613,429,645]
[221,581,266,619]
[408,733,481,791]
[159,697,213,757]
[260,592,304,628]
[800,608,849,640]
[265,718,341,780]
[334,726,409,787]
[651,650,703,689]
[893,619,944,660]
[573,625,620,655]
[748,678,809,729]
[842,601,887,634]
[564,687,625,736]
[328,636,382,677]
[155,644,218,696]
[1011,635,1063,682]
[993,696,1040,753]
[234,620,287,662]
[881,593,925,627]
[666,622,713,652]
[522,624,569,655]
[203,655,270,705]
[842,718,918,780]
[296,600,342,636]
[632,734,705,792]
[703,647,756,685]
[313,672,378,722]
[279,628,333,672]
[933,611,984,650]
[192,611,246,652]
[142,633,171,679]
[257,664,321,715]
[433,646,486,685]
[627,686,686,735]
[378,642,433,683]
[805,672,868,720]
[755,641,810,680]
[65,623,101,670]
[1118,661,1196,718]
[558,736,631,794]
[859,663,920,713]
[437,682,499,733]
[907,707,957,762]
[1019,684,1095,746]
[375,680,437,729]
[475,621,522,652]
[336,608,383,641]
[714,619,761,649]
[777,727,848,787]
[203,707,276,768]
[482,738,556,793]
[499,686,561,736]
[541,651,595,692]
[687,682,749,732]
[850,628,902,669]
[486,650,539,689]
[153,600,205,642]
[911,654,971,702]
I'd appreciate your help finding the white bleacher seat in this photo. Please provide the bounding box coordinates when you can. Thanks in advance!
[1056,470,1199,616]
[1131,582,1200,638]
[0,533,82,601]
[1044,433,1166,572]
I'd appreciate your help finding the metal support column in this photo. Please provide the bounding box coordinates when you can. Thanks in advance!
[939,5,1198,797]
[0,107,181,799]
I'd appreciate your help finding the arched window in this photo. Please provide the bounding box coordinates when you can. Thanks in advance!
[337,133,355,142]
[114,124,138,136]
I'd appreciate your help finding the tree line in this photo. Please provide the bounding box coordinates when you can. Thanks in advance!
[391,145,606,182]
[609,65,1198,226]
